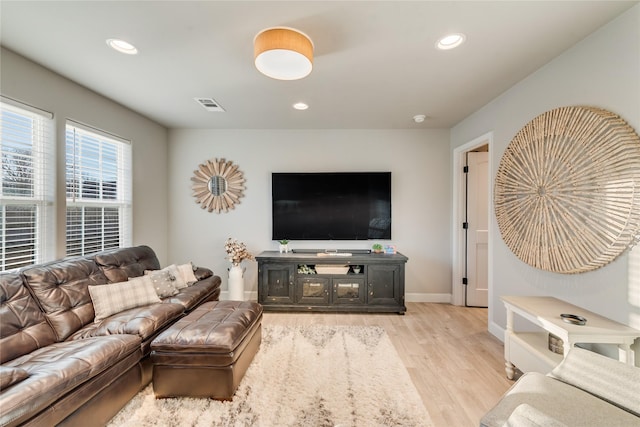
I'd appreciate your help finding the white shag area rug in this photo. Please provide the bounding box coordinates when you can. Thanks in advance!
[108,325,433,427]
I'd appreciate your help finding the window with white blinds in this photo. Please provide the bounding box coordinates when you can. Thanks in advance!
[65,121,131,257]
[0,99,55,271]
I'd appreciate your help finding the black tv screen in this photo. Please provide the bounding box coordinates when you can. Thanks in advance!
[272,172,391,240]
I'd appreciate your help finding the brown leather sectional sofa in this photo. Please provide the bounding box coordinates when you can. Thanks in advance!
[0,246,221,427]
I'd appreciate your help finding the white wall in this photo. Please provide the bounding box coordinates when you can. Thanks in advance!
[167,129,452,300]
[451,5,640,350]
[0,48,170,264]
[2,47,452,300]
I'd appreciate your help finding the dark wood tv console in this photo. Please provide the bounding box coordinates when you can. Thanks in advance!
[256,251,408,314]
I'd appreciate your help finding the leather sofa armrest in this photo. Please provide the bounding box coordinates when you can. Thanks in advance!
[194,267,213,281]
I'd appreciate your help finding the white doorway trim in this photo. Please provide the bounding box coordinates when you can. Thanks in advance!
[452,132,493,307]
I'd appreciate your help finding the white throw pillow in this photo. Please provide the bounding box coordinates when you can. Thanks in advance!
[89,276,161,322]
[176,262,198,287]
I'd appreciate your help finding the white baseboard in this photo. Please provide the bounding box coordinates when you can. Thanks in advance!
[406,293,452,303]
[489,320,505,342]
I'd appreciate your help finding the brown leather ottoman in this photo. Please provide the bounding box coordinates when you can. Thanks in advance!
[150,300,263,400]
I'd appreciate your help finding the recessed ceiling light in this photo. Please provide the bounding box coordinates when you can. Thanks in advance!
[106,38,138,55]
[293,102,309,110]
[413,114,426,123]
[436,33,466,50]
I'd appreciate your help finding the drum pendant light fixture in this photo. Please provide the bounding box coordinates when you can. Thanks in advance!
[254,27,313,80]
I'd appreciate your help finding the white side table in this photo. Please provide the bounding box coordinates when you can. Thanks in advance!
[502,295,640,379]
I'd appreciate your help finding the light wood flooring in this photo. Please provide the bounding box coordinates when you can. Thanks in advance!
[261,302,513,427]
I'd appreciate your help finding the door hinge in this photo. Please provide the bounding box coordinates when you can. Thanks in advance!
[462,277,468,285]
[463,166,469,173]
[462,222,469,229]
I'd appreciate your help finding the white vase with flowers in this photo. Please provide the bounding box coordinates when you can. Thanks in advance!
[224,238,255,301]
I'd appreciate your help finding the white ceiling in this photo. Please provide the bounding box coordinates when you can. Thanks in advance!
[1,1,637,129]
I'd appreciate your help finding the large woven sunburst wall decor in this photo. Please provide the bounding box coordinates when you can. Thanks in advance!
[191,158,245,213]
[494,106,640,274]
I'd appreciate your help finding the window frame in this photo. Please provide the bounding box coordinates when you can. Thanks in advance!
[65,120,132,257]
[0,98,55,271]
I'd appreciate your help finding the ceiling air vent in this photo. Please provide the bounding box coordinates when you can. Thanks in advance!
[194,97,225,112]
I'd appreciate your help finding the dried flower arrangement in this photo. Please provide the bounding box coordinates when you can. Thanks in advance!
[224,238,255,266]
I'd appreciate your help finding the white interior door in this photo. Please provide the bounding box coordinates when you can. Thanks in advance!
[466,151,489,307]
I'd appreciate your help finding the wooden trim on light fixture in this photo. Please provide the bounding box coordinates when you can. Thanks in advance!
[254,27,313,80]
[254,27,313,64]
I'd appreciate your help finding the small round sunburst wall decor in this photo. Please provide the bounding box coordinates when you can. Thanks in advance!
[191,158,245,213]
[494,106,640,274]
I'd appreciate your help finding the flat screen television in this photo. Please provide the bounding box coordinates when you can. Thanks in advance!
[271,172,391,240]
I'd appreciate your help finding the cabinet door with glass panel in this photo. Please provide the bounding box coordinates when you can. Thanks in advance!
[333,278,366,305]
[296,277,330,304]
